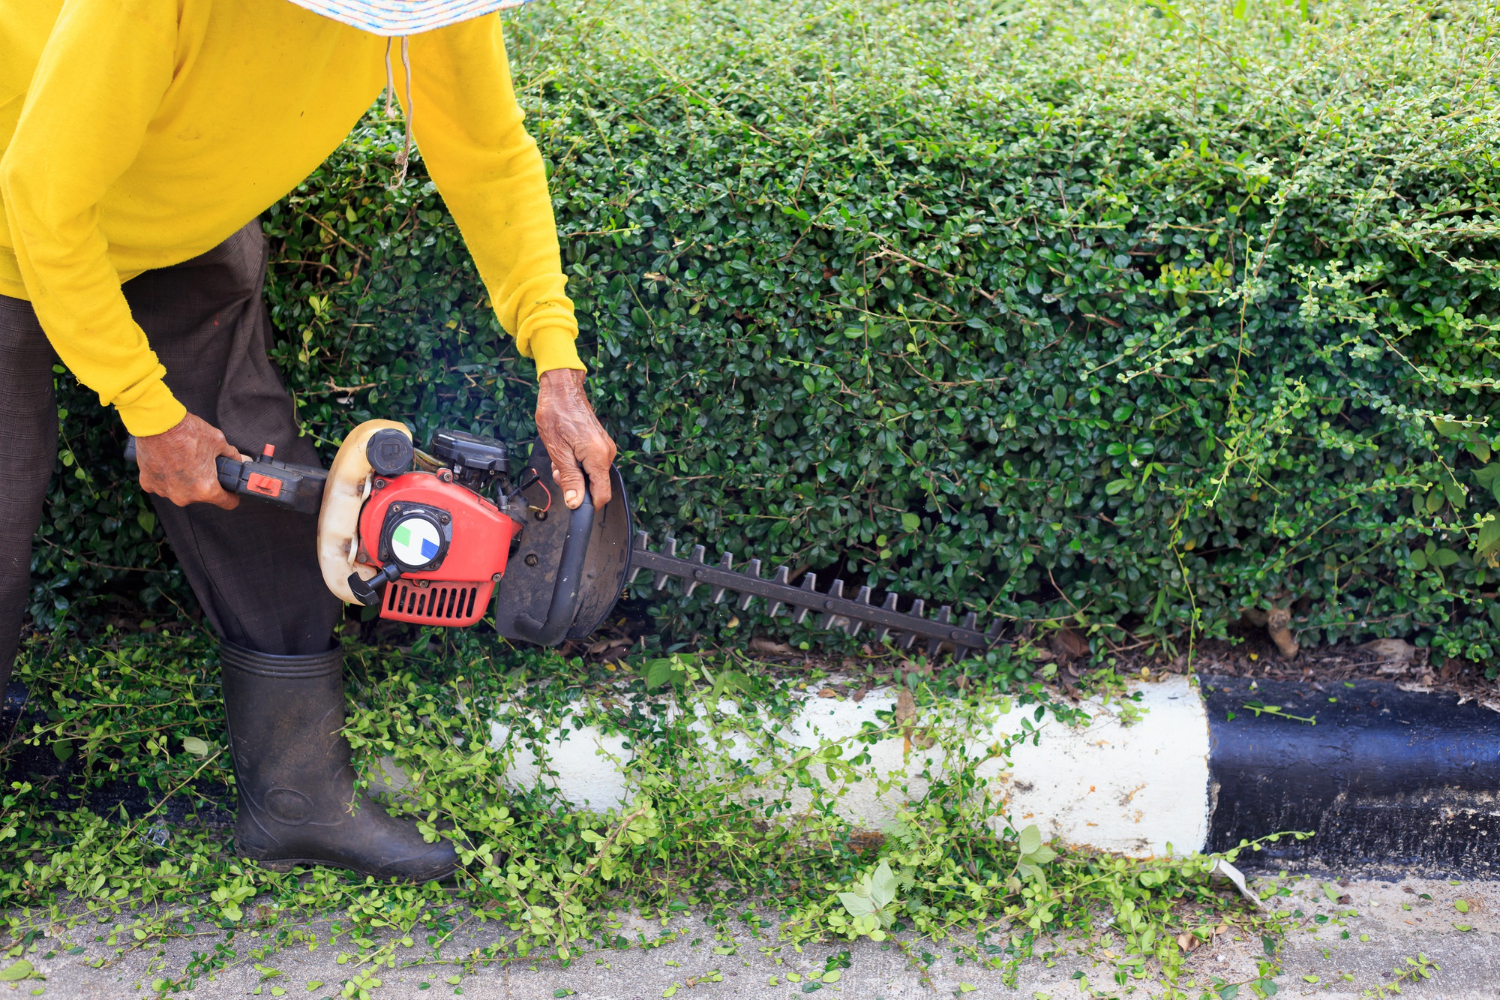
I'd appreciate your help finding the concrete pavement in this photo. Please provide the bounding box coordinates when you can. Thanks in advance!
[7,872,1500,999]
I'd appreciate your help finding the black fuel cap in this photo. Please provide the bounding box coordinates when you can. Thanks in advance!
[366,428,414,477]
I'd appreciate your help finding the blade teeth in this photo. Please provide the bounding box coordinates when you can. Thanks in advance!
[899,598,924,650]
[737,559,762,610]
[683,545,708,598]
[769,566,791,617]
[710,552,734,604]
[628,531,650,584]
[792,572,818,625]
[953,612,979,661]
[846,585,872,636]
[652,537,678,590]
[926,605,953,656]
[876,592,899,641]
[817,579,845,630]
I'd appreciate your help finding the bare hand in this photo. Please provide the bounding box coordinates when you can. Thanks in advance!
[136,413,246,510]
[535,368,617,509]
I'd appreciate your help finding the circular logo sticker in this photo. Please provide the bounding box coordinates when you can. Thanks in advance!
[391,516,441,568]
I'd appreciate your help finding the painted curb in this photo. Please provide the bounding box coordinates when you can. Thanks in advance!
[482,676,1210,856]
[464,675,1500,872]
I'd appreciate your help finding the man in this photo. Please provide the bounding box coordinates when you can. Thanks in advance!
[0,0,618,881]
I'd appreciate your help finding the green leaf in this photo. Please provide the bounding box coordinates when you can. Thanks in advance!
[1218,986,1239,1000]
[1104,478,1133,495]
[1433,417,1464,438]
[52,740,72,763]
[662,984,679,998]
[958,985,977,994]
[709,670,752,703]
[1444,481,1467,510]
[1018,824,1043,857]
[1433,547,1460,567]
[837,892,875,918]
[821,971,841,983]
[182,736,210,757]
[1426,488,1445,514]
[1477,517,1500,555]
[901,513,920,532]
[1411,549,1428,570]
[0,961,33,982]
[869,861,898,909]
[137,510,157,534]
[1477,463,1500,487]
[1455,899,1469,913]
[644,658,685,690]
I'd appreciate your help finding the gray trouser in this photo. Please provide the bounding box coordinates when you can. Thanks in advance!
[0,220,341,690]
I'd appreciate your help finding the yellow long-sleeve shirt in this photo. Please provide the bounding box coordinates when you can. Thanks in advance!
[0,0,583,437]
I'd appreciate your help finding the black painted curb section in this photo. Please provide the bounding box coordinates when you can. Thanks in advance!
[1204,676,1500,876]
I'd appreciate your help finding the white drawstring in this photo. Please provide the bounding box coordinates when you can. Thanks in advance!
[383,37,414,187]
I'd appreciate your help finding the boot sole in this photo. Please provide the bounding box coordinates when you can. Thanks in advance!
[250,856,458,883]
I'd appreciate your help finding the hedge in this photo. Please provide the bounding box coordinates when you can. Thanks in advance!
[33,0,1500,664]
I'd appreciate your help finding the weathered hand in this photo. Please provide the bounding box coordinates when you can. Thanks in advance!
[135,413,246,510]
[535,368,617,509]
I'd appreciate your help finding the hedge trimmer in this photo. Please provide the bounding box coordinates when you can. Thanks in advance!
[182,420,1000,658]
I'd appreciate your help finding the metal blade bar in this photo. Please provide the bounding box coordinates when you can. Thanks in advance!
[629,533,997,655]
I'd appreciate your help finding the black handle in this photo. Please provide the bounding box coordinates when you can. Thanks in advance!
[511,487,595,646]
[215,455,242,493]
[126,437,326,515]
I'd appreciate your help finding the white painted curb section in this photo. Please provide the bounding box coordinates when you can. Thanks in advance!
[485,677,1211,858]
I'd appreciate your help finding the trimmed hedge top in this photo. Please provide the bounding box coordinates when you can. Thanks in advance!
[39,0,1500,664]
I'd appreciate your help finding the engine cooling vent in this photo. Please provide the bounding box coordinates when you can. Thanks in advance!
[383,580,487,626]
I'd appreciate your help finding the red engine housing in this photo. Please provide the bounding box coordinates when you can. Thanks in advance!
[356,471,519,627]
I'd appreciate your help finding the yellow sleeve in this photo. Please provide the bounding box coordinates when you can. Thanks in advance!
[0,0,186,435]
[402,18,586,376]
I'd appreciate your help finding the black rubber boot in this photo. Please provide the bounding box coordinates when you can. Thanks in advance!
[220,642,458,882]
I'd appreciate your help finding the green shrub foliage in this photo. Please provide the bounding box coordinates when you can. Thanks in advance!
[37,0,1500,661]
